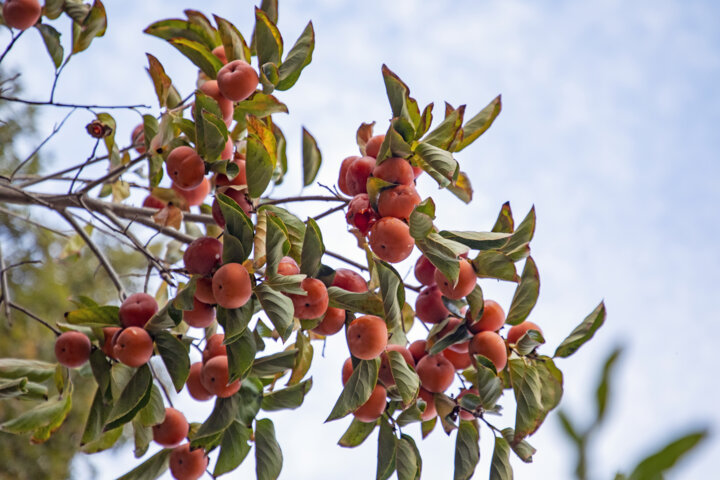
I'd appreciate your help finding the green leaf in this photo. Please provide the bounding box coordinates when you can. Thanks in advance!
[105,365,153,431]
[396,402,424,427]
[415,233,467,285]
[0,387,72,443]
[455,95,502,152]
[226,327,257,383]
[117,449,171,480]
[191,396,239,448]
[338,417,377,448]
[509,356,563,443]
[492,202,514,233]
[287,331,313,385]
[216,301,253,343]
[193,92,228,161]
[501,428,536,463]
[145,53,172,108]
[328,286,385,316]
[169,37,223,78]
[422,417,437,438]
[71,0,107,54]
[214,14,251,63]
[381,64,420,131]
[453,420,480,480]
[131,417,151,458]
[515,329,545,356]
[387,351,420,405]
[377,419,398,480]
[246,132,275,198]
[81,388,110,445]
[472,250,519,282]
[376,260,406,345]
[138,384,165,428]
[261,378,312,411]
[0,377,44,399]
[214,421,252,476]
[498,207,536,260]
[300,217,324,277]
[628,430,707,480]
[184,10,220,47]
[254,7,283,66]
[64,305,120,327]
[505,257,540,326]
[326,358,380,422]
[233,92,288,128]
[44,0,64,19]
[301,127,322,187]
[144,18,215,48]
[376,120,414,163]
[466,285,484,322]
[475,363,503,410]
[554,301,607,358]
[272,123,288,185]
[439,230,512,250]
[36,24,64,69]
[396,434,420,480]
[82,424,122,454]
[447,170,473,204]
[489,435,513,480]
[236,378,264,425]
[216,192,254,255]
[255,418,283,480]
[423,105,465,150]
[414,142,459,188]
[264,213,291,278]
[254,284,294,341]
[428,322,472,355]
[595,346,622,426]
[250,350,298,377]
[277,21,315,90]
[0,359,56,382]
[155,331,190,392]
[257,205,306,261]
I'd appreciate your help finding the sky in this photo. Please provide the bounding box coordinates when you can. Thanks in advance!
[2,0,720,479]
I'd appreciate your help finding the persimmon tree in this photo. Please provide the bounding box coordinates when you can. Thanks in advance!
[0,1,614,479]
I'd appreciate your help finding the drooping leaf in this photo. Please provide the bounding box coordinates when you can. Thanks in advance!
[396,434,420,480]
[71,0,107,54]
[137,384,165,428]
[509,356,563,443]
[117,448,171,480]
[214,421,252,476]
[255,418,283,480]
[300,217,324,277]
[250,350,298,377]
[472,251,519,282]
[453,420,480,480]
[105,365,153,431]
[261,378,312,411]
[155,331,190,392]
[339,417,377,448]
[214,14,251,63]
[387,351,420,405]
[36,24,64,69]
[246,130,275,198]
[414,142,458,188]
[475,362,504,410]
[254,284,294,341]
[146,54,173,108]
[505,257,540,326]
[554,301,606,358]
[287,331,313,385]
[0,359,56,382]
[328,286,385,316]
[515,329,545,356]
[169,37,223,78]
[301,127,322,187]
[0,387,73,443]
[489,435,513,480]
[501,428,536,463]
[375,260,406,345]
[191,396,239,449]
[226,327,257,383]
[257,205,306,261]
[326,358,380,422]
[377,419,398,480]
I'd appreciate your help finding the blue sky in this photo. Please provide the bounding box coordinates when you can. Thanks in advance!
[2,0,719,478]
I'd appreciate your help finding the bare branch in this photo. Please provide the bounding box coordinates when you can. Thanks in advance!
[325,250,368,271]
[0,30,24,64]
[313,203,346,221]
[59,209,127,301]
[10,109,76,180]
[261,195,349,206]
[7,301,61,336]
[0,95,151,110]
[0,244,11,323]
[74,153,148,195]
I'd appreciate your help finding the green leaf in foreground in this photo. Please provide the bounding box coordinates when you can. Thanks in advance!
[554,301,606,358]
[338,417,377,448]
[489,435,513,480]
[117,448,171,480]
[255,418,283,480]
[505,257,540,326]
[454,421,480,480]
[326,358,380,422]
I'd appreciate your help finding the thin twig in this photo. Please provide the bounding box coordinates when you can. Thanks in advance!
[0,30,24,64]
[8,301,61,336]
[325,250,368,271]
[75,153,148,195]
[261,195,349,205]
[0,244,11,323]
[10,109,75,180]
[313,203,346,221]
[59,209,127,301]
[0,205,70,237]
[0,95,151,110]
[69,138,100,193]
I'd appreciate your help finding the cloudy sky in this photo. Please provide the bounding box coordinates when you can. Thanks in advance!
[2,0,719,479]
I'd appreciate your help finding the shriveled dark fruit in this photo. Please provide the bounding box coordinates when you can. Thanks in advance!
[212,187,252,227]
[201,355,241,398]
[54,331,92,368]
[217,60,259,101]
[312,307,346,336]
[183,298,215,328]
[338,156,360,195]
[119,293,158,328]
[332,268,368,292]
[353,385,387,423]
[212,263,252,309]
[169,443,209,480]
[345,156,375,195]
[186,362,213,401]
[377,184,421,220]
[2,0,41,30]
[369,217,415,263]
[276,256,300,276]
[183,236,223,276]
[415,285,450,324]
[172,178,210,207]
[194,277,216,305]
[373,157,414,186]
[468,299,506,333]
[415,354,454,393]
[152,407,189,447]
[408,339,428,364]
[468,331,508,371]
[506,321,543,345]
[288,278,329,319]
[418,387,437,421]
[166,146,205,190]
[414,255,437,286]
[347,315,388,360]
[378,345,415,386]
[202,334,226,364]
[345,193,379,235]
[114,327,154,368]
[434,259,476,300]
[365,134,384,158]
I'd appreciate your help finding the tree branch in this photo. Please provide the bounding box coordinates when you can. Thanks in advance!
[7,301,61,336]
[59,209,127,301]
[10,108,76,180]
[261,195,349,206]
[0,95,151,110]
[0,243,11,324]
